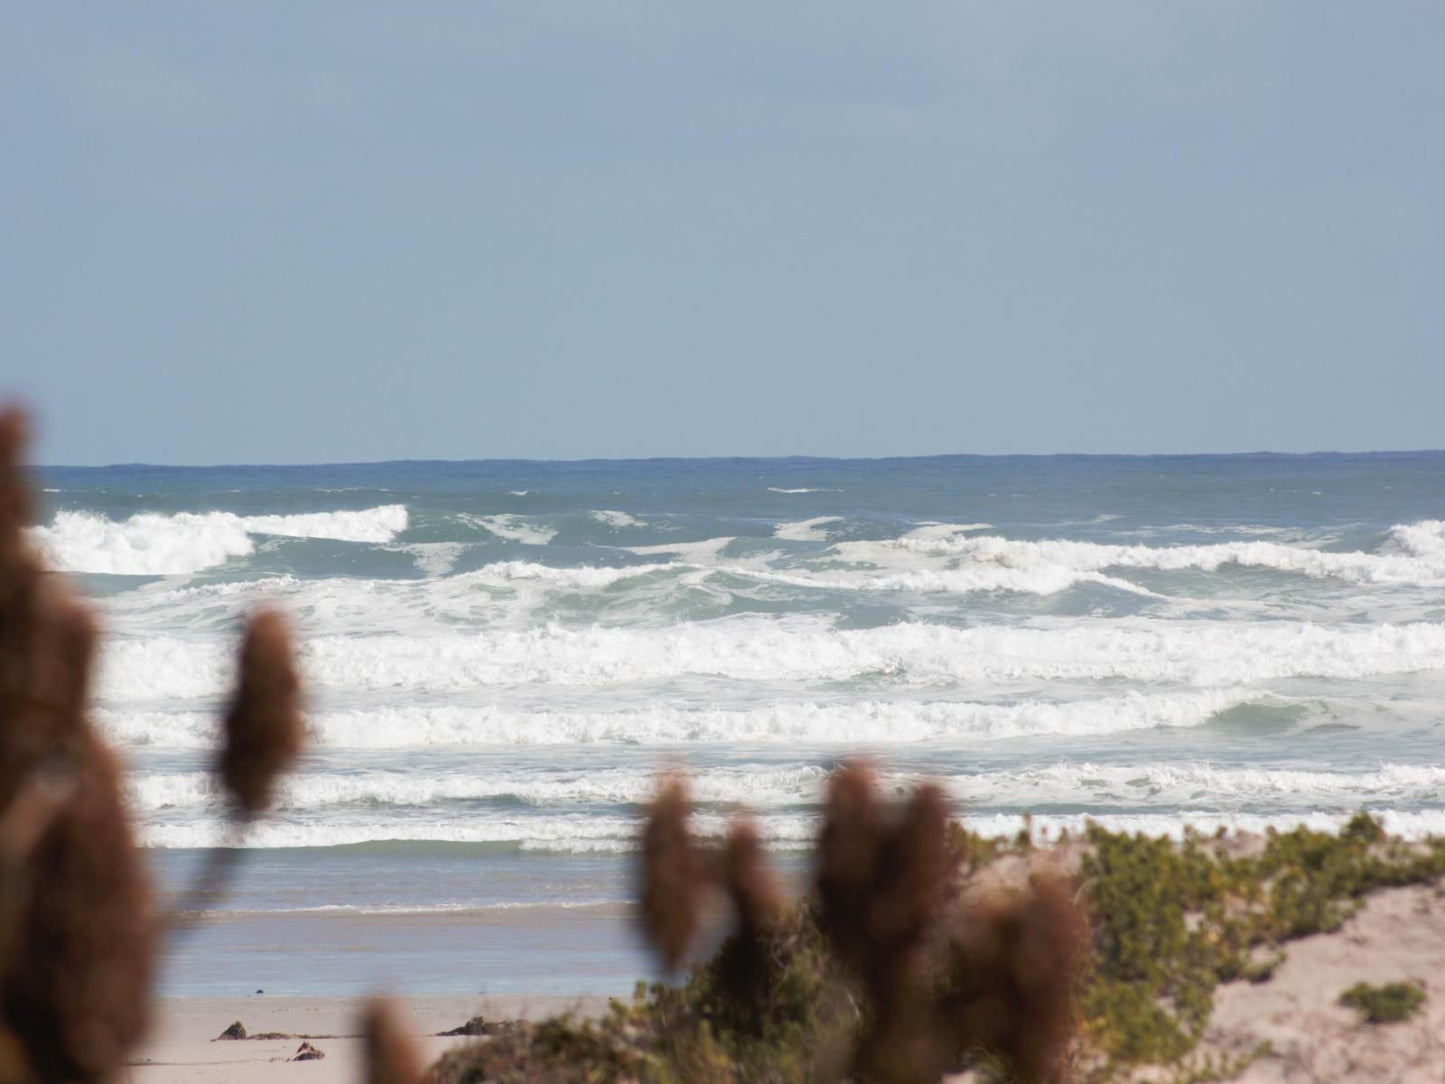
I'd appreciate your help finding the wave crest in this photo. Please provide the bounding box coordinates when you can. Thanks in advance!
[33,505,409,575]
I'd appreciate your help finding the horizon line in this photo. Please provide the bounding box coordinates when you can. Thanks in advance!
[34,447,1445,471]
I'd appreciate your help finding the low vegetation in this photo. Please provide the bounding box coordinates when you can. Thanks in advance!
[427,810,1445,1084]
[1338,981,1426,1025]
[1078,813,1445,1080]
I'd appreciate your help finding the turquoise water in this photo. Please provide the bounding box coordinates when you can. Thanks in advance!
[33,453,1445,994]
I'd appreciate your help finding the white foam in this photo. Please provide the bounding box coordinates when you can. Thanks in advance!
[235,507,408,544]
[767,487,834,494]
[1386,519,1445,561]
[99,690,1247,751]
[395,542,468,577]
[773,517,844,542]
[833,520,1445,589]
[897,523,994,541]
[462,514,557,545]
[134,805,1445,851]
[624,537,735,564]
[92,562,683,641]
[128,764,836,813]
[590,510,644,529]
[954,762,1445,808]
[138,810,819,851]
[32,506,408,575]
[460,561,673,588]
[125,760,1445,821]
[92,617,1445,704]
[962,809,1445,844]
[746,563,1159,597]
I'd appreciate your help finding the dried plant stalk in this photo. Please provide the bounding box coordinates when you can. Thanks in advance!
[815,760,885,974]
[637,775,704,971]
[218,608,303,819]
[0,409,155,1082]
[169,610,305,925]
[713,817,783,1014]
[5,725,156,1082]
[0,767,75,965]
[361,998,422,1084]
[943,869,1086,1084]
[722,817,781,941]
[0,408,49,797]
[816,763,953,1083]
[818,766,949,986]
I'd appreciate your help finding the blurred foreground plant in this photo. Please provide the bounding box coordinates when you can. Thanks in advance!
[0,407,304,1082]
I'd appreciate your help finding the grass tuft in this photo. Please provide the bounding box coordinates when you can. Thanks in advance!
[1338,981,1425,1024]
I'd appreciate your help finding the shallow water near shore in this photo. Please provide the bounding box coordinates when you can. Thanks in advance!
[35,452,1445,995]
[148,847,648,997]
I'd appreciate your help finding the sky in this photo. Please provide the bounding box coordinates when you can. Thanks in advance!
[1,3,1441,464]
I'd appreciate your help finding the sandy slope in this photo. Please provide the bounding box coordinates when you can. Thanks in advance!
[1202,881,1445,1083]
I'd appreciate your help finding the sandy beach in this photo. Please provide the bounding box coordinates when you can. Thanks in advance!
[1202,880,1445,1083]
[123,877,1445,1084]
[127,993,614,1083]
[127,898,642,1082]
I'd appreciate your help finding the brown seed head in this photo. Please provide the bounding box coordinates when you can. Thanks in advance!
[867,783,949,952]
[361,998,422,1084]
[815,760,883,970]
[1,593,97,807]
[945,869,1086,1084]
[816,767,957,1084]
[0,406,34,560]
[4,738,156,1083]
[218,609,303,817]
[0,403,156,1082]
[0,405,48,799]
[722,817,781,937]
[710,816,785,1017]
[637,774,702,971]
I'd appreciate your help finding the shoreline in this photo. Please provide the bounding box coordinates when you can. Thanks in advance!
[129,993,615,1083]
[127,875,1445,1083]
[150,899,649,1001]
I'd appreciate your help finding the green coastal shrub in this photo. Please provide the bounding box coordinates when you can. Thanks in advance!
[426,812,1445,1084]
[1078,812,1445,1080]
[427,904,852,1084]
[1339,981,1426,1024]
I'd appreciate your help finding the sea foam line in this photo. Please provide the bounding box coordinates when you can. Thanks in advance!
[137,808,1445,852]
[139,811,818,851]
[122,760,1445,814]
[99,690,1246,750]
[832,520,1445,588]
[93,617,1445,701]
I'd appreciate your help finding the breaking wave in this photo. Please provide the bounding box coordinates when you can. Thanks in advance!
[94,618,1445,702]
[98,689,1245,750]
[135,807,1445,851]
[460,514,557,545]
[835,520,1445,588]
[33,505,409,575]
[126,760,1445,815]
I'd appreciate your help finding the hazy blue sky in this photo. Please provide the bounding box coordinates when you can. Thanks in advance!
[2,3,1441,464]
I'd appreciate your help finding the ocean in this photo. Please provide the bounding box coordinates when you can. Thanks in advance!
[32,453,1445,997]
